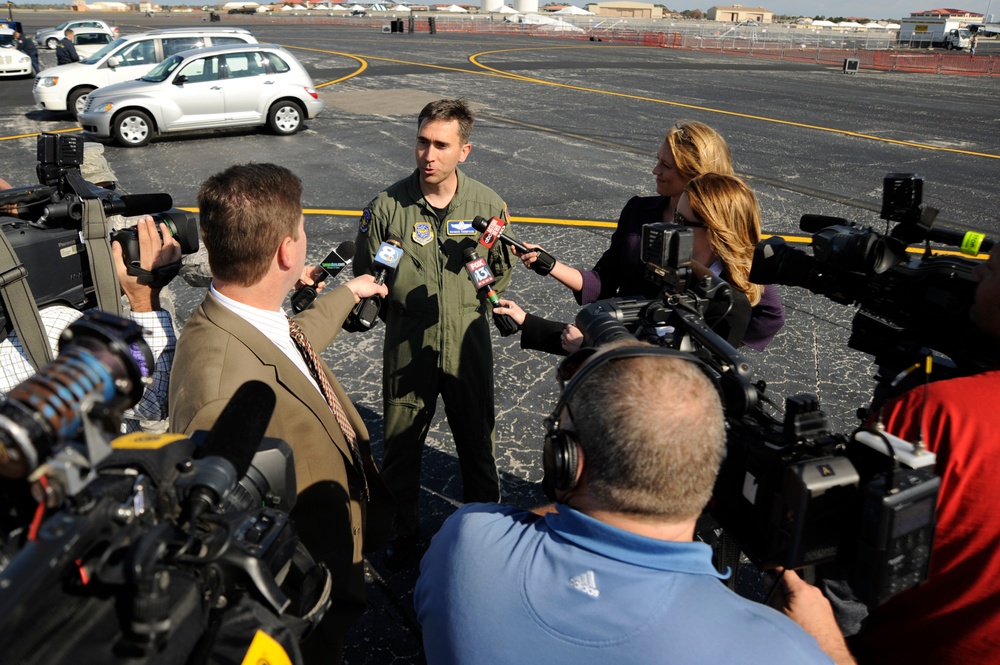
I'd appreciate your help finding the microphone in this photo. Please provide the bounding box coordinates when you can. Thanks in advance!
[185,380,277,521]
[41,192,174,223]
[801,214,995,256]
[463,247,519,336]
[291,240,357,313]
[472,216,557,276]
[347,237,404,331]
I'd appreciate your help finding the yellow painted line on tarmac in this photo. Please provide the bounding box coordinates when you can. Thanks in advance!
[467,46,1000,161]
[183,208,988,257]
[282,46,369,87]
[0,127,81,141]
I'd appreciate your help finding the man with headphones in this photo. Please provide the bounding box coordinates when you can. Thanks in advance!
[414,340,852,664]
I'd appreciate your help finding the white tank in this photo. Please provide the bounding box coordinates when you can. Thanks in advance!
[513,0,538,13]
[481,0,503,11]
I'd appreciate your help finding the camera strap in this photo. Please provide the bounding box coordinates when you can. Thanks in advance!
[80,194,124,318]
[0,231,52,368]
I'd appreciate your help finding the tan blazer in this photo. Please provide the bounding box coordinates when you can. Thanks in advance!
[169,285,392,638]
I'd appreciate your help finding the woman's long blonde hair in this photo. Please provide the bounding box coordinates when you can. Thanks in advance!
[685,173,764,306]
[666,121,735,182]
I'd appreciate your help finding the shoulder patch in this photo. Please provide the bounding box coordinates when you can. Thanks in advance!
[358,207,371,234]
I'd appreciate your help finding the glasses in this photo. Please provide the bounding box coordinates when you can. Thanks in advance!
[674,210,706,228]
[672,122,693,145]
[555,347,599,389]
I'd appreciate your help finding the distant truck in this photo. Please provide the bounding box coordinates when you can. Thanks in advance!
[898,17,972,50]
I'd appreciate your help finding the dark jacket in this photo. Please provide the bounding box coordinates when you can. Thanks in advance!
[55,37,79,65]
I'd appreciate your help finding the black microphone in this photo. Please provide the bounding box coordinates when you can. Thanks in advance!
[472,215,556,276]
[41,192,174,223]
[799,214,852,233]
[106,193,174,217]
[463,247,519,337]
[347,237,404,331]
[185,380,277,521]
[291,240,357,313]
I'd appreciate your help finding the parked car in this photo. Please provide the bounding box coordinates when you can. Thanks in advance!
[35,20,119,50]
[228,6,259,14]
[0,27,32,77]
[72,28,116,59]
[78,43,324,148]
[33,27,257,117]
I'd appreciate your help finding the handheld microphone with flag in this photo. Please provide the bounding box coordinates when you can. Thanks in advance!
[472,215,556,276]
[347,237,404,331]
[463,247,519,337]
[291,240,357,314]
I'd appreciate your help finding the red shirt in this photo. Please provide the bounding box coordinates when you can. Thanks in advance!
[852,369,1000,663]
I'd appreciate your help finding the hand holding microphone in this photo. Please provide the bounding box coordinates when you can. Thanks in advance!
[346,238,404,331]
[471,215,556,276]
[291,240,356,313]
[464,247,519,337]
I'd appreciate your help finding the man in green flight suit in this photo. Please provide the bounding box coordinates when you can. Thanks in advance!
[354,98,517,567]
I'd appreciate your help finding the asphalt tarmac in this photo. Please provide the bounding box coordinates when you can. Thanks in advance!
[2,12,1000,664]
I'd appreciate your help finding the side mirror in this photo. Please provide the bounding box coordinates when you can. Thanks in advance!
[173,74,187,85]
[107,55,120,68]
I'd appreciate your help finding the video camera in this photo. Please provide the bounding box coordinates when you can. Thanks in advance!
[574,215,941,607]
[751,172,998,414]
[0,134,199,326]
[0,311,327,664]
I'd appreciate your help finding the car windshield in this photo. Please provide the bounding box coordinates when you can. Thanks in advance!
[55,21,73,30]
[143,55,182,82]
[0,34,14,48]
[83,36,129,64]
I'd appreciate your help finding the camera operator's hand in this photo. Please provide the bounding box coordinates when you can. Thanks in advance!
[493,299,527,326]
[113,216,182,312]
[771,569,856,665]
[344,274,388,303]
[561,324,584,354]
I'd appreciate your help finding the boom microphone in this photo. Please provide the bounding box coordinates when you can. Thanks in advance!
[291,240,357,313]
[471,215,557,276]
[348,237,404,331]
[463,247,519,336]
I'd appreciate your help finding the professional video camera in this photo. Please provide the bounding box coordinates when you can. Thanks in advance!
[0,134,199,327]
[0,311,327,665]
[574,220,940,607]
[751,172,998,414]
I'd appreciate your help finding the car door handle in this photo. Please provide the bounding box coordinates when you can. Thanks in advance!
[210,86,221,90]
[264,80,274,84]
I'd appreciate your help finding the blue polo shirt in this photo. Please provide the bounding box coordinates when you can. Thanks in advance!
[415,503,833,665]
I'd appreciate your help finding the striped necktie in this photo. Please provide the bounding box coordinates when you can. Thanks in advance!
[288,318,369,500]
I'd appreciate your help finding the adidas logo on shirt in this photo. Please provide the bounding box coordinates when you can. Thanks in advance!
[570,570,600,598]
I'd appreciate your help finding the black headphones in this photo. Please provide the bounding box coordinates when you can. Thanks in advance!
[542,345,711,500]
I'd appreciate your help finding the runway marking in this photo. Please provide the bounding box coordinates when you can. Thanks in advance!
[0,127,81,142]
[466,46,1000,161]
[282,46,369,87]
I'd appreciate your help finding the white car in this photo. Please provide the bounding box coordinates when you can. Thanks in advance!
[72,28,116,59]
[0,27,32,77]
[33,27,257,117]
[35,20,119,50]
[78,43,324,148]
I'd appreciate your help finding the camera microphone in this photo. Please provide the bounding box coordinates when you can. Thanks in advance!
[471,216,556,276]
[184,380,277,522]
[290,240,357,314]
[42,192,174,223]
[347,237,404,331]
[463,247,519,337]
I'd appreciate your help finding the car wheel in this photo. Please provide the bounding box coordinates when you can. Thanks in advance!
[268,101,304,135]
[68,87,95,118]
[113,110,154,148]
[46,37,58,49]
